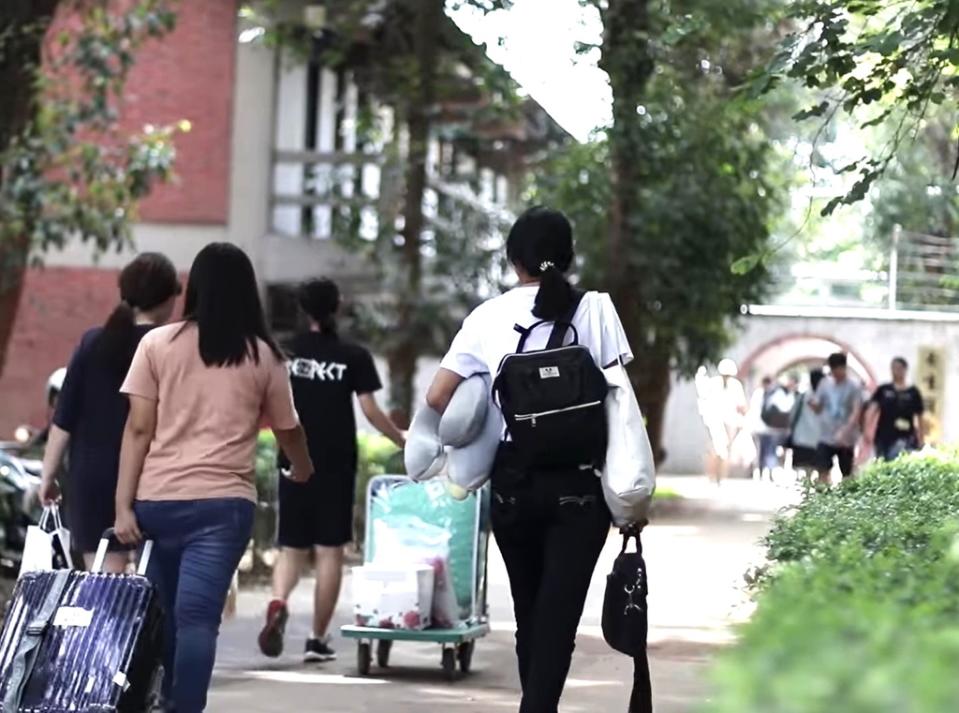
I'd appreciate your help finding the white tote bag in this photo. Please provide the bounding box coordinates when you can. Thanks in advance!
[602,363,657,527]
[18,505,74,577]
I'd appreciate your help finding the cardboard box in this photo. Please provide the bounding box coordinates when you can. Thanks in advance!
[352,565,435,630]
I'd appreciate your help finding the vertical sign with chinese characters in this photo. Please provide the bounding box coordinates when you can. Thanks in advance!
[917,347,946,444]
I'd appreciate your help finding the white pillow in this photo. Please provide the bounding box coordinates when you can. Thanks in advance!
[438,374,489,447]
[447,391,501,492]
[404,406,446,482]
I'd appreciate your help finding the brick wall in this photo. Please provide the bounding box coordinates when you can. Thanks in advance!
[0,268,119,436]
[0,1,244,435]
[115,0,239,224]
[45,0,240,225]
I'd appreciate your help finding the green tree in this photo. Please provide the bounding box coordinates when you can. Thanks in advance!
[0,0,182,379]
[758,0,959,214]
[558,0,784,461]
[868,107,959,242]
[258,0,515,425]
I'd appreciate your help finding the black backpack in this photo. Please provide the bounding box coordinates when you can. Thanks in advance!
[761,386,793,429]
[492,291,608,470]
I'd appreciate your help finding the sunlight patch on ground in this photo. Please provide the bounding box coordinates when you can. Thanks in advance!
[222,670,388,685]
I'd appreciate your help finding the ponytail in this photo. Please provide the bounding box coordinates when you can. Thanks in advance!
[506,206,576,321]
[533,264,576,321]
[318,312,338,336]
[96,302,139,373]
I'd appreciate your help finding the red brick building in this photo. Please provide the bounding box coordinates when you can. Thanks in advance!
[0,1,565,435]
[0,0,240,434]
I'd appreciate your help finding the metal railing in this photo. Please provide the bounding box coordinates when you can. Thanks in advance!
[769,227,959,313]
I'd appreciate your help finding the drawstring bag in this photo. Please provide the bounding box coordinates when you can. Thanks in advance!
[602,530,652,713]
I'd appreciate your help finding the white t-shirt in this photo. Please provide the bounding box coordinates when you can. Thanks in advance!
[440,286,633,379]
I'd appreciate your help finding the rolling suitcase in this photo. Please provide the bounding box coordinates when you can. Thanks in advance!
[0,530,163,712]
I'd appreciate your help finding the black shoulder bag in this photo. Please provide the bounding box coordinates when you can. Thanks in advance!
[602,530,653,713]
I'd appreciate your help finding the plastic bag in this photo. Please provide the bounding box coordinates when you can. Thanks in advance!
[372,516,459,628]
[19,505,73,577]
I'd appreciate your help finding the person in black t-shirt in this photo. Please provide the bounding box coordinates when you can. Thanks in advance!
[869,357,925,461]
[259,278,405,663]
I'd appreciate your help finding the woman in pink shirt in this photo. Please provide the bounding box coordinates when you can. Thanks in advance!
[115,243,313,713]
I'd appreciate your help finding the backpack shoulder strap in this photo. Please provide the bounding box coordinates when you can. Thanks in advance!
[546,290,586,350]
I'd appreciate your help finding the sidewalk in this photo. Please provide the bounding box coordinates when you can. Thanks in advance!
[209,476,797,712]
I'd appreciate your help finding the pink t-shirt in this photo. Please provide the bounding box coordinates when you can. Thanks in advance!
[121,322,299,502]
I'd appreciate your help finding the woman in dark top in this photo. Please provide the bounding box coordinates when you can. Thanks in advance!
[39,252,180,572]
[869,356,925,461]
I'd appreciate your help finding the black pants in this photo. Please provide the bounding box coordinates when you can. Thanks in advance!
[491,445,611,713]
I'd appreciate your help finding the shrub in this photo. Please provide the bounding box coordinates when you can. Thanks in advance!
[706,453,959,713]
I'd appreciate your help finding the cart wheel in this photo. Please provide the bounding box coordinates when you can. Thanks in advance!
[376,640,393,668]
[457,641,475,674]
[357,642,372,676]
[442,647,457,681]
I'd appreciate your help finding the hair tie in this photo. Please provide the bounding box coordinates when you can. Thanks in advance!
[539,260,555,273]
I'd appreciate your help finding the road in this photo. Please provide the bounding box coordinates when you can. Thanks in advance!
[209,477,795,712]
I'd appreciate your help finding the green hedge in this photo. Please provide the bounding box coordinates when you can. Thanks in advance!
[707,453,959,713]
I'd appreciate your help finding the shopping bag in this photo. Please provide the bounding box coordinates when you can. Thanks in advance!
[18,505,73,577]
[602,363,656,527]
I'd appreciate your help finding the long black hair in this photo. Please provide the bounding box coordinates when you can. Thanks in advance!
[506,206,576,320]
[298,278,340,336]
[179,243,283,367]
[95,252,180,374]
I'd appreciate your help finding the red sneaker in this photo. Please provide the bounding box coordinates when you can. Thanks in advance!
[258,599,289,658]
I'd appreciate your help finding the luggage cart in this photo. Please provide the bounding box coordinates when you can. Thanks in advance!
[341,475,490,681]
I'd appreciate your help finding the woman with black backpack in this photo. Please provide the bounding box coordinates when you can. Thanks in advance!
[427,206,633,713]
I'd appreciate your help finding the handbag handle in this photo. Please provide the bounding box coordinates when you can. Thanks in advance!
[37,505,64,533]
[620,530,644,555]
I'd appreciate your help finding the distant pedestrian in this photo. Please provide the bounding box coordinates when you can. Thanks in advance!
[39,253,180,572]
[809,353,863,483]
[787,368,825,476]
[699,359,748,484]
[750,376,794,480]
[114,243,314,713]
[869,357,925,461]
[259,278,405,663]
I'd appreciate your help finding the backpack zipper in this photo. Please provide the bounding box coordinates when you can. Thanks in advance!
[514,400,603,427]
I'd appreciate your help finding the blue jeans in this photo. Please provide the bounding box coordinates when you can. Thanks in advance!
[135,498,254,713]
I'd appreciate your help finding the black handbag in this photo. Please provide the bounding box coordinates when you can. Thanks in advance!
[602,531,652,713]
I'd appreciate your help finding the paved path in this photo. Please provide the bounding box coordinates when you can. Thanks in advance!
[209,477,797,712]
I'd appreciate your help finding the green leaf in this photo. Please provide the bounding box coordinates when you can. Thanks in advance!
[793,101,830,121]
[731,254,762,275]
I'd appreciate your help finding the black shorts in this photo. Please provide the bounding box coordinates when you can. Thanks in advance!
[277,470,356,548]
[790,445,820,469]
[816,443,855,478]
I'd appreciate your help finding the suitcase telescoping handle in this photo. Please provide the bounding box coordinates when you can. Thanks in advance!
[92,528,153,576]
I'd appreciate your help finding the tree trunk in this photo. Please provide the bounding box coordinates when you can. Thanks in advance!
[384,0,442,425]
[0,1,61,380]
[599,0,671,462]
[630,348,672,465]
[600,0,653,292]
